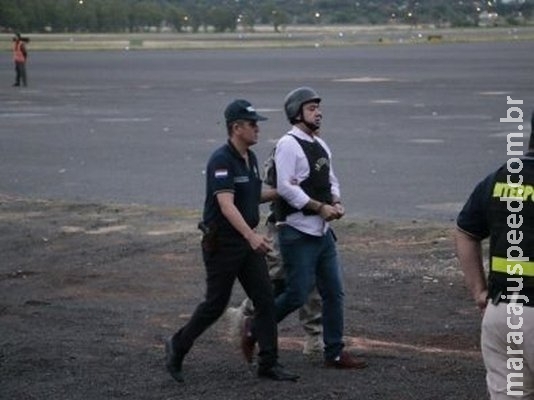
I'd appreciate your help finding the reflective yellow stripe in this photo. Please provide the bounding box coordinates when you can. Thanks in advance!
[492,257,534,277]
[492,182,534,201]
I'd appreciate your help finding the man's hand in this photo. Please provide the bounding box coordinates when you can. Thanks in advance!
[246,232,273,254]
[318,204,341,221]
[333,203,345,219]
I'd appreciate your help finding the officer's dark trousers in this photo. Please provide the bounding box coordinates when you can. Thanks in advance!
[14,62,27,86]
[171,234,278,368]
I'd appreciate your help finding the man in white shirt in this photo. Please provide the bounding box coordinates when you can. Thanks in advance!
[243,87,367,369]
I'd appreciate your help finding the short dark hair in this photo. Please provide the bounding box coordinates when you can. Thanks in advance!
[226,121,235,136]
[225,119,249,137]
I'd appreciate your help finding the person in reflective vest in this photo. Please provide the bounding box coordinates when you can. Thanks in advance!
[456,110,534,399]
[12,33,28,87]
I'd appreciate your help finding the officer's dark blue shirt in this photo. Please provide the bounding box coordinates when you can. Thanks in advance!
[457,153,534,239]
[202,140,262,236]
[456,171,496,240]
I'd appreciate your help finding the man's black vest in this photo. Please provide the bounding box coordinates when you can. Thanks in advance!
[274,135,333,222]
[488,158,534,302]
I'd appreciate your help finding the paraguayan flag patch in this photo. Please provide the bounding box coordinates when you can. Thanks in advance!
[214,169,228,179]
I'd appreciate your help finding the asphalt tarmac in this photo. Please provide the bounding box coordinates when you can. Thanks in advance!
[1,40,533,220]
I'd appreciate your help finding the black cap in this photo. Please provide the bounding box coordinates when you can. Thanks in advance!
[224,99,267,123]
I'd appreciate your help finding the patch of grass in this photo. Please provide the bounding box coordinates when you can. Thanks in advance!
[1,25,534,51]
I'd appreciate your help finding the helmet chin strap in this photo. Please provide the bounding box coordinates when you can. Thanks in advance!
[303,120,319,132]
[296,112,319,133]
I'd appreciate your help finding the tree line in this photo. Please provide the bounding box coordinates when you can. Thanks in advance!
[1,0,533,34]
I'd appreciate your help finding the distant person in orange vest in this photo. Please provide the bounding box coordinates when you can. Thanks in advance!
[12,33,28,87]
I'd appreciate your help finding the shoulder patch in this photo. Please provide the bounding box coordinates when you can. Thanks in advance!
[214,169,228,179]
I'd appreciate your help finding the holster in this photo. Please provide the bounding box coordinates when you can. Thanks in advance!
[488,281,502,305]
[198,221,218,253]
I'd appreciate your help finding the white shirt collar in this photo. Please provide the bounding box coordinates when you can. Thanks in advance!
[289,126,316,142]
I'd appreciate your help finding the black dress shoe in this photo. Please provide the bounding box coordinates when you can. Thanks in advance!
[165,337,184,383]
[258,363,299,382]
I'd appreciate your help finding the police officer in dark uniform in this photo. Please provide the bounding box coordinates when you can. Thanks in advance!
[165,99,299,383]
[455,111,534,399]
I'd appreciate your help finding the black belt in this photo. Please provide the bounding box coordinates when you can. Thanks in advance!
[489,287,534,307]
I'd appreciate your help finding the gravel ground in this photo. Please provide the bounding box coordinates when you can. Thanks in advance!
[0,195,488,400]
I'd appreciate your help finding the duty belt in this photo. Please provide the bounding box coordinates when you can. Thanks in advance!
[488,285,534,307]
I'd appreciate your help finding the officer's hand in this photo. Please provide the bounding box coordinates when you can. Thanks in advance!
[475,289,488,314]
[247,232,273,254]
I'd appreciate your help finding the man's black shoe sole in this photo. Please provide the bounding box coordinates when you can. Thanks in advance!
[257,370,299,382]
[165,338,184,383]
[166,365,185,383]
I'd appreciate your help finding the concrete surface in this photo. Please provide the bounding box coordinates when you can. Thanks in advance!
[1,40,533,220]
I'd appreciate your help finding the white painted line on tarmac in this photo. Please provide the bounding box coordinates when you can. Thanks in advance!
[408,138,445,144]
[333,77,393,83]
[409,114,492,120]
[371,99,400,104]
[257,108,282,113]
[416,202,463,212]
[96,117,152,122]
[4,100,33,105]
[0,113,47,118]
[478,91,512,96]
[489,132,511,138]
